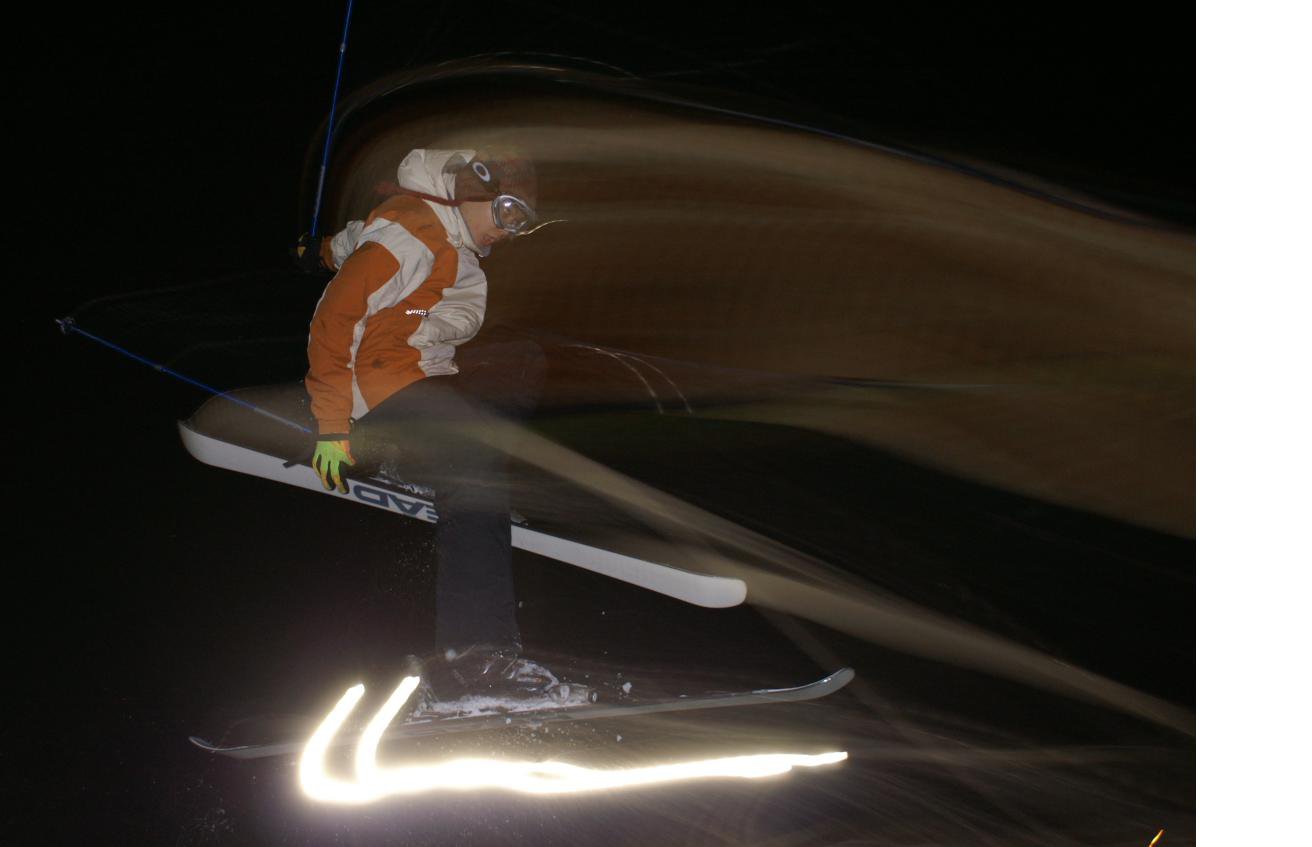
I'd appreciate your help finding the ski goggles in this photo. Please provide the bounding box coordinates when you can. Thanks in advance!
[491,194,538,236]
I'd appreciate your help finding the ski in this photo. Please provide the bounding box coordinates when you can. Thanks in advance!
[178,421,747,608]
[190,667,854,760]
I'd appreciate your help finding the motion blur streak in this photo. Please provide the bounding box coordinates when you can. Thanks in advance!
[298,683,368,804]
[466,419,1194,735]
[319,65,1194,536]
[299,676,847,804]
[353,673,421,785]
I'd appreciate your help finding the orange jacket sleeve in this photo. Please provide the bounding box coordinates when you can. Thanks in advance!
[305,241,400,435]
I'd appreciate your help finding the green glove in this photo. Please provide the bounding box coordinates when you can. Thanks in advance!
[312,438,355,493]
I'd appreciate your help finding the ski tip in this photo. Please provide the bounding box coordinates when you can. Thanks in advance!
[826,667,857,689]
[189,736,225,753]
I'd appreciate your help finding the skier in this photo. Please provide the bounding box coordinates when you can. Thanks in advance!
[296,146,581,709]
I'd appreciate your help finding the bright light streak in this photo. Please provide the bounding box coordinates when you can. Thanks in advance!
[299,677,847,804]
[1147,829,1164,847]
[355,675,422,786]
[298,682,374,804]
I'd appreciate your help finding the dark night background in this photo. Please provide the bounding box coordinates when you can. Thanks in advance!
[16,3,1192,844]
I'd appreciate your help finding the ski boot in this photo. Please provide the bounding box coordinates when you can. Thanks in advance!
[404,645,597,718]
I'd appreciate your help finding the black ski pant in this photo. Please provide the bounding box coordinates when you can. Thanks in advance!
[351,334,545,655]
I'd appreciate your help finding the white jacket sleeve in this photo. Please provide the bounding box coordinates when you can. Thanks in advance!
[408,251,488,348]
[425,282,486,344]
[326,220,366,270]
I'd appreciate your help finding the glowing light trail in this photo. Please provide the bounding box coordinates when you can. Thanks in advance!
[299,676,847,803]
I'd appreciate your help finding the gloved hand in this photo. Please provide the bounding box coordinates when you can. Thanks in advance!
[291,233,328,274]
[312,438,355,492]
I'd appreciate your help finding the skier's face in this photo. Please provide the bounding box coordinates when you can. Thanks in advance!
[461,201,511,252]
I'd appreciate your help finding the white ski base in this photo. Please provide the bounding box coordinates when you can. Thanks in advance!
[178,422,747,608]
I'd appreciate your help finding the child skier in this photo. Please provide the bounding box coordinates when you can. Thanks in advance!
[299,146,580,708]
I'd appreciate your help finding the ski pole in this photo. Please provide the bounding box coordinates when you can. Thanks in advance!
[55,317,312,435]
[309,0,357,237]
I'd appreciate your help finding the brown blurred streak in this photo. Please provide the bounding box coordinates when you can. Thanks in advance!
[326,92,1195,537]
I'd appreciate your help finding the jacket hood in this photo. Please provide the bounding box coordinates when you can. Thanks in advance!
[395,147,487,257]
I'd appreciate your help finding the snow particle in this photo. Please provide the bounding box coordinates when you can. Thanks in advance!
[621,681,632,694]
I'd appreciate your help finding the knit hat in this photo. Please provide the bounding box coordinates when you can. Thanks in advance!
[449,150,538,211]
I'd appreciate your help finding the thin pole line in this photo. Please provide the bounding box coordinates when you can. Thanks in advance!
[310,0,357,236]
[56,318,312,435]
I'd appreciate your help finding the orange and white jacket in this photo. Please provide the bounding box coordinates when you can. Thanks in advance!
[305,148,488,435]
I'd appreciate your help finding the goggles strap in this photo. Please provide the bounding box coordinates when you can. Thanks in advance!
[375,183,537,234]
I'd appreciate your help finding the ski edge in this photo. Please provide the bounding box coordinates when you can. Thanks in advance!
[190,667,855,760]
